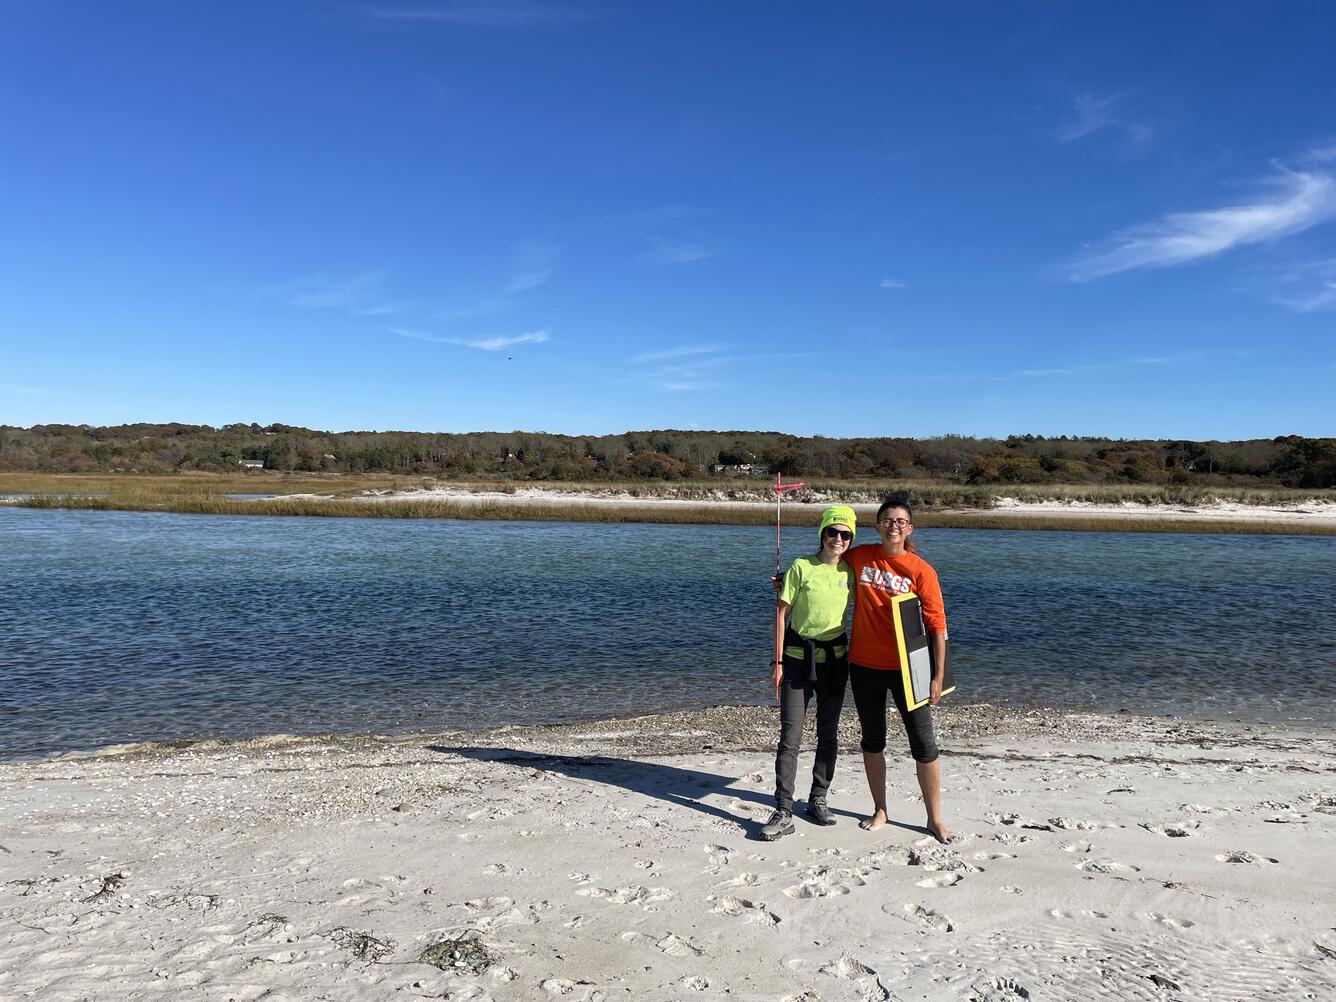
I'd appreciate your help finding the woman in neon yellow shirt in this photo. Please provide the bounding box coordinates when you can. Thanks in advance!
[759,505,856,841]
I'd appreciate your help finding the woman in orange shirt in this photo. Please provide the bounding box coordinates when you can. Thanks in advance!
[841,495,951,843]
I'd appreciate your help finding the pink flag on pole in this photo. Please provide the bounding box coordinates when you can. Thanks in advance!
[772,474,805,574]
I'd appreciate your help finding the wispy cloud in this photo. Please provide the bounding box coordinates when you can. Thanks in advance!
[289,269,387,309]
[504,240,562,294]
[630,344,731,364]
[1057,91,1151,145]
[390,327,550,351]
[457,330,550,351]
[879,278,908,289]
[1065,166,1336,282]
[648,239,718,264]
[625,346,811,392]
[355,304,399,316]
[504,270,551,294]
[367,4,588,27]
[1269,257,1336,312]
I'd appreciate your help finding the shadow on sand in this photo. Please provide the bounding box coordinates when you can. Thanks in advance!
[430,746,927,839]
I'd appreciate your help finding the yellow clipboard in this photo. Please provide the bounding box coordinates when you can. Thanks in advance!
[889,592,954,710]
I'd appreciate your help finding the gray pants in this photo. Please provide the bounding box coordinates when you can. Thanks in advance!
[774,658,849,811]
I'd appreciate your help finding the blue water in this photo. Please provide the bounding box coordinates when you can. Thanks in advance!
[1,508,1333,759]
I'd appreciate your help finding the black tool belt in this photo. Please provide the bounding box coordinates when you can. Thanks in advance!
[783,627,848,692]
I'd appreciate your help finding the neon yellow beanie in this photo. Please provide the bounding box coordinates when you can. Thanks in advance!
[817,504,857,544]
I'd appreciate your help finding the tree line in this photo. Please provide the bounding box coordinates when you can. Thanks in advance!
[1,423,1333,488]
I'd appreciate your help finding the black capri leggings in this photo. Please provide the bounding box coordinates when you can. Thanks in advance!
[849,663,939,763]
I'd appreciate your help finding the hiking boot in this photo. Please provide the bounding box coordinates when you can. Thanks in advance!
[759,808,795,841]
[805,797,836,826]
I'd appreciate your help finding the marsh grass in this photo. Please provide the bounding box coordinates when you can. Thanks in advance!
[12,491,1334,534]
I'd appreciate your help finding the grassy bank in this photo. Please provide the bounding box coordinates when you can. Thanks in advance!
[4,471,1334,505]
[7,487,1335,535]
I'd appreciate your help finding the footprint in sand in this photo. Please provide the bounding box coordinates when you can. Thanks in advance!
[473,903,547,930]
[970,975,1032,1000]
[704,844,731,869]
[1215,850,1278,865]
[984,811,1022,826]
[1180,803,1228,815]
[896,902,954,932]
[335,877,389,907]
[718,871,768,888]
[1141,911,1195,929]
[1049,817,1102,831]
[1001,885,1023,894]
[575,885,674,909]
[972,850,1014,861]
[678,975,710,991]
[1075,858,1141,875]
[910,846,981,874]
[620,930,706,958]
[916,872,963,888]
[783,864,870,898]
[709,896,780,926]
[1139,822,1200,838]
[855,844,914,869]
[656,932,706,958]
[819,954,877,978]
[1059,840,1093,853]
[819,956,890,1001]
[465,896,514,910]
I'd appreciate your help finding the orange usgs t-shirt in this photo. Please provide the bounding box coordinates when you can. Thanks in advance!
[843,544,948,670]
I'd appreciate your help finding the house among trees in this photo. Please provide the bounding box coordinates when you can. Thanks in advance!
[238,459,264,469]
[711,463,768,476]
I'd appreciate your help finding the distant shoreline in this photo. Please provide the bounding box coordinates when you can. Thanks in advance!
[4,476,1336,534]
[298,485,1336,534]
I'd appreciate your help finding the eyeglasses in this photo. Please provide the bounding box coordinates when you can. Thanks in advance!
[822,527,854,541]
[878,517,911,528]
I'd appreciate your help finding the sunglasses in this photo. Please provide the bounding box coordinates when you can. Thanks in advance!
[822,527,854,541]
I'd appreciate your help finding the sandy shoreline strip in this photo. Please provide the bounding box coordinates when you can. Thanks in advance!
[3,704,1333,1001]
[287,486,1336,532]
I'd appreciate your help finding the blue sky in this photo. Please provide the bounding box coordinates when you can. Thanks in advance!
[2,1,1334,439]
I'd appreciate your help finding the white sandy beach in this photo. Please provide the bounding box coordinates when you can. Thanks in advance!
[286,486,1336,531]
[2,705,1333,1001]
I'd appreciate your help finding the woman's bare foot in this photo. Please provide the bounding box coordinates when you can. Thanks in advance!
[859,808,888,831]
[926,818,953,844]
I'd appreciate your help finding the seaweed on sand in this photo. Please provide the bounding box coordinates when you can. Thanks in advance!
[419,935,495,975]
[82,872,127,903]
[330,926,396,962]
